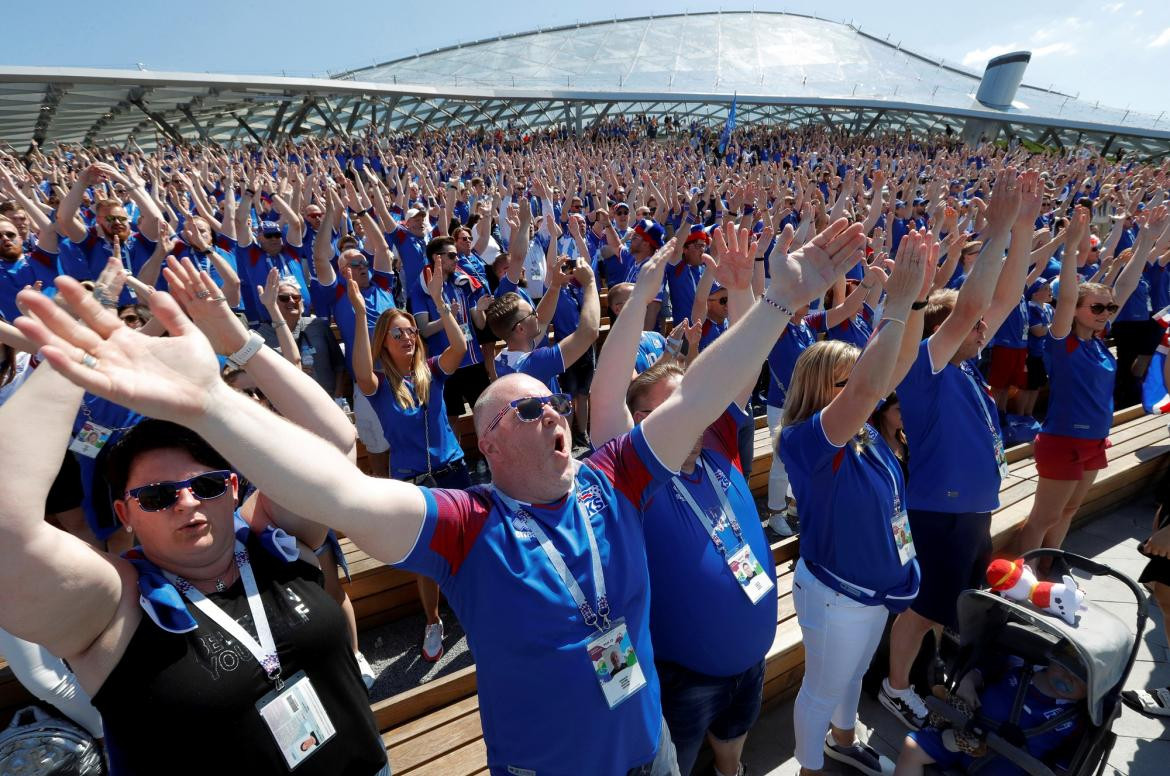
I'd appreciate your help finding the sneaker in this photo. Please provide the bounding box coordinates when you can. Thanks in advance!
[767,511,794,538]
[422,620,445,662]
[879,677,929,730]
[823,729,892,776]
[1122,687,1170,717]
[354,650,376,691]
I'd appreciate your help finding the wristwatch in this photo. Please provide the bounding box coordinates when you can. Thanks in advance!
[227,332,265,369]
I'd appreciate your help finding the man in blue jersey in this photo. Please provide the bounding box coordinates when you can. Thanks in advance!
[881,169,1041,730]
[591,229,776,776]
[56,162,165,306]
[412,236,493,415]
[0,217,59,322]
[21,216,864,776]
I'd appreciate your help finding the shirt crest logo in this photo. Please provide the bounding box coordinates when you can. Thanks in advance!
[578,484,606,517]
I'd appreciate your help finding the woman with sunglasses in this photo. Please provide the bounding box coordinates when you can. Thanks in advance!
[345,261,468,662]
[0,263,390,775]
[1015,206,1168,554]
[779,232,930,776]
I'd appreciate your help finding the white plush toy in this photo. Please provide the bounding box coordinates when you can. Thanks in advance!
[986,558,1086,626]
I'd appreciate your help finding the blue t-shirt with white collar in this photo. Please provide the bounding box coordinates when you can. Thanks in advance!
[494,344,565,394]
[365,356,462,479]
[780,412,919,608]
[396,425,672,775]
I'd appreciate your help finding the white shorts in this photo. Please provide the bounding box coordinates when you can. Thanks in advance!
[353,389,390,454]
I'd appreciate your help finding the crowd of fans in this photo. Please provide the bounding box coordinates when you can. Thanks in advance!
[1,117,1169,776]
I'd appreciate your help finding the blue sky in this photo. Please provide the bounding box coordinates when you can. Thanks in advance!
[5,0,1168,118]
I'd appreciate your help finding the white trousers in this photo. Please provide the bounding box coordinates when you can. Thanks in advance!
[0,627,104,738]
[767,405,789,512]
[353,387,390,455]
[791,560,888,770]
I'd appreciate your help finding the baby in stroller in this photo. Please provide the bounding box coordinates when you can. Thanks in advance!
[894,639,1087,775]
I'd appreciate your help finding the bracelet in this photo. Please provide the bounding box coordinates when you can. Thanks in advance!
[911,299,928,310]
[860,282,874,291]
[760,294,796,317]
[273,318,289,329]
[356,207,373,218]
[244,188,256,197]
[227,332,265,369]
[754,256,766,262]
[880,317,907,327]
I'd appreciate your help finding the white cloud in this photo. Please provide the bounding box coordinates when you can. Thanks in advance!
[1151,27,1170,48]
[1104,2,1124,12]
[1032,42,1077,58]
[961,43,1020,67]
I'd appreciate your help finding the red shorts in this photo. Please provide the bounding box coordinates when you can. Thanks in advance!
[1034,432,1111,481]
[987,346,1028,390]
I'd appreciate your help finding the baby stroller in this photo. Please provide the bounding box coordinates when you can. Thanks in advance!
[923,548,1147,776]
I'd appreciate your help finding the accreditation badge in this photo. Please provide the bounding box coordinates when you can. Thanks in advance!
[255,671,336,769]
[891,510,917,565]
[68,421,113,459]
[586,618,646,709]
[727,544,774,604]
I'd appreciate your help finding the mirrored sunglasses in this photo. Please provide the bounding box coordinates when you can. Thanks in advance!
[484,393,573,435]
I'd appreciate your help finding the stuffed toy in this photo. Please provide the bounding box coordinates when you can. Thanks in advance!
[986,558,1086,625]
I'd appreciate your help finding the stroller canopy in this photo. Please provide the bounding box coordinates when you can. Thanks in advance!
[957,589,1134,726]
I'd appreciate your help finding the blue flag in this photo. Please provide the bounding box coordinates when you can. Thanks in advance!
[718,94,737,156]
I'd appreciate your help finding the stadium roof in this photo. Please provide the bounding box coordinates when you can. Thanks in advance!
[1,11,1167,157]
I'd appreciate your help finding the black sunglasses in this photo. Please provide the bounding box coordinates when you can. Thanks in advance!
[1085,303,1119,314]
[125,469,232,512]
[484,393,573,434]
[277,293,302,303]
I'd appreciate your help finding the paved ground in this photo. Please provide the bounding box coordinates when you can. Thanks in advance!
[736,495,1170,776]
[359,495,1170,774]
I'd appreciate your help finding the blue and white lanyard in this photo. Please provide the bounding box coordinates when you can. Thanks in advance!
[860,431,902,518]
[669,455,743,558]
[961,362,1005,451]
[165,541,284,689]
[496,484,612,634]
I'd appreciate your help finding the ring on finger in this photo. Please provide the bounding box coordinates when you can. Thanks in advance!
[194,289,211,300]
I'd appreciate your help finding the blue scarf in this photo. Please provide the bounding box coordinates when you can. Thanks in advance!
[123,512,299,634]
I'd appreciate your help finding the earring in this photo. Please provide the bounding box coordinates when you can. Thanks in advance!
[124,524,134,533]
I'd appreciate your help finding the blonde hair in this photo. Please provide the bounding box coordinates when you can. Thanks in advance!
[781,340,861,428]
[371,308,431,410]
[1076,281,1112,306]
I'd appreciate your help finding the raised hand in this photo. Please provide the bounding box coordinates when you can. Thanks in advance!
[1014,169,1043,228]
[709,223,758,291]
[15,277,224,424]
[632,237,675,297]
[770,218,866,307]
[982,167,1022,229]
[163,255,246,355]
[258,267,282,314]
[884,231,929,309]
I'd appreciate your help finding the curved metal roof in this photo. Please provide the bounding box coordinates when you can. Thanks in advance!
[342,11,1166,136]
[0,11,1165,157]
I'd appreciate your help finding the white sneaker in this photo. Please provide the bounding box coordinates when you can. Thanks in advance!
[422,620,445,662]
[768,511,794,537]
[354,651,376,691]
[879,677,929,730]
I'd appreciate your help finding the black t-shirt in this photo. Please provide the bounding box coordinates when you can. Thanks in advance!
[92,535,386,775]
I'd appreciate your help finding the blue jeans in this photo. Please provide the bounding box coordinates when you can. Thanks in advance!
[657,659,765,774]
[625,716,681,776]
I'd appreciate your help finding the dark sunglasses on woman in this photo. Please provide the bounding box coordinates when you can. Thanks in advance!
[125,470,232,512]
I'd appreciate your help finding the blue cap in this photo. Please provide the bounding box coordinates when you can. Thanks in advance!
[614,201,630,213]
[259,220,282,236]
[685,224,711,245]
[912,197,927,206]
[633,219,665,250]
[1026,278,1050,299]
[895,200,907,209]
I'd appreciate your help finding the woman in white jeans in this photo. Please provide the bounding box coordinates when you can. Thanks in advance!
[778,231,933,775]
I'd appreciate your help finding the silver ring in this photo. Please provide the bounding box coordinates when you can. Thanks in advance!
[80,353,99,369]
[209,295,228,303]
[194,289,211,300]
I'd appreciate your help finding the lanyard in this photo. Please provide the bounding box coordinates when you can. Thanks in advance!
[495,483,612,634]
[669,455,743,558]
[960,362,1004,449]
[165,542,284,689]
[861,430,902,517]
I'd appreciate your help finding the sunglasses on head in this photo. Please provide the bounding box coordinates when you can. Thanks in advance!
[484,393,573,435]
[1085,302,1119,314]
[125,469,232,512]
[277,293,301,303]
[390,325,418,340]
